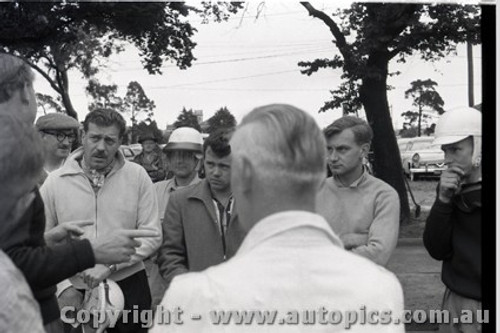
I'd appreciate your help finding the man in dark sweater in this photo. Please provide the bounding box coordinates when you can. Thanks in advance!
[0,53,156,332]
[423,106,482,333]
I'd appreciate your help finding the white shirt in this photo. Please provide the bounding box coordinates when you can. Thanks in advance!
[151,211,404,333]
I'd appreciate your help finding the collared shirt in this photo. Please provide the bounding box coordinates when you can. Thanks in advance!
[212,196,234,258]
[332,166,367,188]
[0,251,45,333]
[155,175,201,223]
[153,211,404,333]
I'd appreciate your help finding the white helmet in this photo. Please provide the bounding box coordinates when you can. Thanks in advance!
[434,106,482,167]
[165,127,203,154]
[82,279,125,333]
[433,106,481,145]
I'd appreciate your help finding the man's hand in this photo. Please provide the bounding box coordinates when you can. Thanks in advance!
[82,265,112,289]
[341,233,369,250]
[90,229,159,265]
[44,220,94,246]
[438,166,465,203]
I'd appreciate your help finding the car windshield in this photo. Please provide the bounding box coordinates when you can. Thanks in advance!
[411,141,434,150]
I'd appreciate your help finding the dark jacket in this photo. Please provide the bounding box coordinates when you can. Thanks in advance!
[157,179,247,288]
[1,188,95,324]
[423,182,481,300]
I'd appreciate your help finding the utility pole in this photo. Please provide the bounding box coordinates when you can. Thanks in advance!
[467,41,474,107]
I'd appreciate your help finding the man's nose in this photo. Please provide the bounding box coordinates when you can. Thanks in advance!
[212,166,222,176]
[327,150,338,161]
[443,151,453,165]
[96,139,106,151]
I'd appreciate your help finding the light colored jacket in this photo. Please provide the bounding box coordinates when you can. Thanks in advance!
[41,148,161,284]
[152,211,404,333]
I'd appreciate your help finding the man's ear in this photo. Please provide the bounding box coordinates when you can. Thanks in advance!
[360,143,370,158]
[238,155,255,194]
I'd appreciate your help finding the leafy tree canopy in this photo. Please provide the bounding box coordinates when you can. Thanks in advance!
[0,2,241,119]
[174,107,201,132]
[206,107,237,134]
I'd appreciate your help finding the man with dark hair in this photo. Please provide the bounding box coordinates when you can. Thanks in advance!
[41,108,161,332]
[316,116,399,266]
[157,128,246,290]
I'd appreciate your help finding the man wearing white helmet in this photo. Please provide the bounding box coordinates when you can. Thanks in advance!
[147,127,204,309]
[423,106,482,333]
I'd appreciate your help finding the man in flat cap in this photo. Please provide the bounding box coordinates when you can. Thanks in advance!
[36,113,80,184]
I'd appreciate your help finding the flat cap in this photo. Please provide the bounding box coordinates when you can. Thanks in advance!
[36,113,80,131]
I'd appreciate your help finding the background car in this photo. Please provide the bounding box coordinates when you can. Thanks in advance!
[119,145,137,161]
[129,143,143,156]
[398,136,446,181]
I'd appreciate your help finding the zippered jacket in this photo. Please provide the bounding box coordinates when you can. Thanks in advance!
[41,148,161,287]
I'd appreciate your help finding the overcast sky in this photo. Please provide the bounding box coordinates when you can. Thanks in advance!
[33,1,482,130]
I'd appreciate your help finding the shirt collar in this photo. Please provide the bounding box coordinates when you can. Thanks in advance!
[237,211,343,256]
[333,166,367,188]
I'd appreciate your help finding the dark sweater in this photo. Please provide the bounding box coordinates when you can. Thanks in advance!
[1,188,95,324]
[423,183,481,301]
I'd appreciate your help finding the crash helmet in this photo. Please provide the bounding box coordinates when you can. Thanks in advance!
[165,127,203,158]
[433,106,481,167]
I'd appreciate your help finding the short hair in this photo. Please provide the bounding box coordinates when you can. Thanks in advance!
[203,128,234,158]
[232,104,326,192]
[0,54,34,103]
[0,114,44,215]
[83,108,126,138]
[324,116,373,145]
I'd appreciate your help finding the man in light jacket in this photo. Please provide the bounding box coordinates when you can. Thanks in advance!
[41,108,161,333]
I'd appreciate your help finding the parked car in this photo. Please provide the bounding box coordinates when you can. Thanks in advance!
[129,143,143,155]
[119,145,137,161]
[398,136,446,180]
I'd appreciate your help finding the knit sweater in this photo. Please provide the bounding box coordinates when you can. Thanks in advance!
[423,183,481,300]
[316,171,400,266]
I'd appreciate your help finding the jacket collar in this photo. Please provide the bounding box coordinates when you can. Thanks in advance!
[188,179,238,224]
[59,147,126,177]
[237,211,343,255]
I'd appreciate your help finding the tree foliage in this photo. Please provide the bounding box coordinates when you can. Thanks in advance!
[86,79,124,112]
[174,108,201,131]
[300,2,480,222]
[206,107,237,134]
[402,79,444,137]
[133,120,164,144]
[123,81,156,126]
[0,2,241,119]
[36,93,64,115]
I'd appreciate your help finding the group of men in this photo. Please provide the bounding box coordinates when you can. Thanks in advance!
[0,53,483,333]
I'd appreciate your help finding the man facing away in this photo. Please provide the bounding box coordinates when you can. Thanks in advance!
[0,114,46,332]
[147,127,203,309]
[316,116,399,266]
[157,128,246,290]
[41,108,161,333]
[152,104,404,332]
[423,107,482,333]
[35,112,80,184]
[0,53,153,333]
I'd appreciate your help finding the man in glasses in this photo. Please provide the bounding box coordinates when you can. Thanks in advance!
[36,112,80,184]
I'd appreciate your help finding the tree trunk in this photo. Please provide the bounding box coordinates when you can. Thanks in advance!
[418,104,422,137]
[60,86,78,120]
[359,56,410,224]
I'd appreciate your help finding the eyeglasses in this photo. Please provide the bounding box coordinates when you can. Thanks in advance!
[42,130,77,143]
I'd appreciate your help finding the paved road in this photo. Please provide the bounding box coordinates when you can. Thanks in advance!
[387,238,445,332]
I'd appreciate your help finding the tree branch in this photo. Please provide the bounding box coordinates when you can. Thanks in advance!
[0,51,62,94]
[300,2,350,58]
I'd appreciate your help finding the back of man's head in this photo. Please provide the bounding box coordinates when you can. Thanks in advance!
[324,116,373,145]
[0,114,44,229]
[0,54,36,123]
[231,104,326,193]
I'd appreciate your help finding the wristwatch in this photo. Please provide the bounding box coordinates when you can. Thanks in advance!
[108,264,117,273]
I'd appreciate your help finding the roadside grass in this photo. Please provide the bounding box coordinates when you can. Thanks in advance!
[400,178,438,239]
